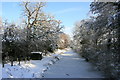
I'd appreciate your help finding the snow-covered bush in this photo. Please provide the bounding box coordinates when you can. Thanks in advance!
[73,2,120,79]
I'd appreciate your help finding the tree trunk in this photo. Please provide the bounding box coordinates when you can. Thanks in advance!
[18,58,21,65]
[11,58,13,66]
[26,26,31,59]
[25,57,27,63]
[2,60,4,67]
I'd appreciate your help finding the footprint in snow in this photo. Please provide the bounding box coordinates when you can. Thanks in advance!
[66,74,70,76]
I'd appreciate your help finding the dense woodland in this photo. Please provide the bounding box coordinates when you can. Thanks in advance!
[2,2,69,67]
[72,2,120,79]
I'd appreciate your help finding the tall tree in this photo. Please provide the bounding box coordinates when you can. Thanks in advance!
[21,2,46,56]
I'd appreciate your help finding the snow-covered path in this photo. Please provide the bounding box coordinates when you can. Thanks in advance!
[43,49,104,78]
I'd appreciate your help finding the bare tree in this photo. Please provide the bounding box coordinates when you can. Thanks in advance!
[21,2,63,54]
[21,2,46,56]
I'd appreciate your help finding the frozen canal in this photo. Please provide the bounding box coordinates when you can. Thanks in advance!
[43,49,104,78]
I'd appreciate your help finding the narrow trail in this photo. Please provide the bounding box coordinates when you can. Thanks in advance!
[43,49,104,78]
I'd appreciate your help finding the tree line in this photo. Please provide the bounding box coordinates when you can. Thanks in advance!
[2,2,69,67]
[72,2,120,79]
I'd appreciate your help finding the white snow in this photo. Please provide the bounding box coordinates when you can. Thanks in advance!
[2,48,104,78]
[43,49,104,78]
[31,52,42,54]
[2,49,64,78]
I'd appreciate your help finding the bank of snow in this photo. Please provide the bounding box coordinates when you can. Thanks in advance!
[2,48,104,78]
[2,49,66,78]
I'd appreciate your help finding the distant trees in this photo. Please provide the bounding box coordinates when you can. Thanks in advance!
[57,33,70,49]
[2,2,63,67]
[73,2,120,79]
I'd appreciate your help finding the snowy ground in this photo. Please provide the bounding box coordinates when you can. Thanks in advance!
[2,48,104,78]
[43,49,104,78]
[2,49,66,78]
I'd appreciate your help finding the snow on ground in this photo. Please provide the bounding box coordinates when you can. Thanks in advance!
[2,48,104,78]
[43,49,105,78]
[2,49,66,78]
